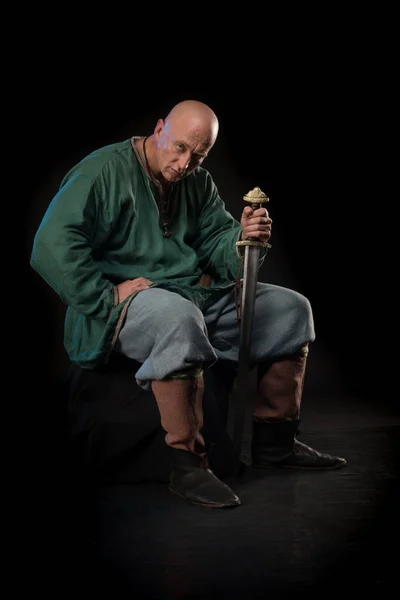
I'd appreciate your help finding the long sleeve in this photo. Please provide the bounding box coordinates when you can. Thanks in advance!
[192,174,242,284]
[30,171,116,319]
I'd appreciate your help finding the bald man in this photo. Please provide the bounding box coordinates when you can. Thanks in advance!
[31,100,346,509]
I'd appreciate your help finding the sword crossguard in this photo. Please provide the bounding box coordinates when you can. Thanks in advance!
[236,239,272,248]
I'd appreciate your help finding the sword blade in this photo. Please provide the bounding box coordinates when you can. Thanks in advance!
[228,244,260,473]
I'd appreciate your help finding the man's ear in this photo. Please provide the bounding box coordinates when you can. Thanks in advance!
[154,119,165,144]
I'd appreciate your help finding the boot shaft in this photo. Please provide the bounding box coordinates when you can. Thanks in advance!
[254,346,308,420]
[151,373,205,452]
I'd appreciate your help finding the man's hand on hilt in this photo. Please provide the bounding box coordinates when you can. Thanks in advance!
[240,206,272,243]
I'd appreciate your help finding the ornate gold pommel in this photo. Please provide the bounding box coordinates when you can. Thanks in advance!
[243,187,269,204]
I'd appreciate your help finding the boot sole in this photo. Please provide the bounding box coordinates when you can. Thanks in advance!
[252,461,347,470]
[169,486,241,508]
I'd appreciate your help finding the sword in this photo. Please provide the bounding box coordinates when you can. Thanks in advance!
[227,187,271,476]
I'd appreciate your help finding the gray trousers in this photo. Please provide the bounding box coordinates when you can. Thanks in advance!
[115,282,315,391]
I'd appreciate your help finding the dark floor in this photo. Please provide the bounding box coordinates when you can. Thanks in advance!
[33,390,399,599]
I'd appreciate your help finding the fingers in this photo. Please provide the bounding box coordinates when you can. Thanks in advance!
[249,215,272,226]
[132,277,153,286]
[117,277,153,300]
[244,226,272,242]
[132,282,150,291]
[241,205,272,241]
[253,207,270,218]
[245,221,272,233]
[130,277,153,292]
[243,206,270,219]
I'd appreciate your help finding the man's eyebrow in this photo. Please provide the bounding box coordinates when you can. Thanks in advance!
[175,139,208,158]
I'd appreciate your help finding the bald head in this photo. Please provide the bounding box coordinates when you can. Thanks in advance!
[165,100,219,147]
[148,100,219,184]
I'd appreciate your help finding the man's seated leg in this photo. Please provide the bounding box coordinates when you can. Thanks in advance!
[151,366,240,508]
[203,281,347,470]
[113,287,241,507]
[251,344,347,469]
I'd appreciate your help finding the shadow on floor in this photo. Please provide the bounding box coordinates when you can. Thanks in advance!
[40,392,400,599]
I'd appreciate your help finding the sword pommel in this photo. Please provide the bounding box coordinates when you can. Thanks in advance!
[243,186,269,210]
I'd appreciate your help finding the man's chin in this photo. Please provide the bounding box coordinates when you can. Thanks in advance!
[166,169,188,183]
[167,175,183,184]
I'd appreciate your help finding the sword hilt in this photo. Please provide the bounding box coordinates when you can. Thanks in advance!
[236,186,271,248]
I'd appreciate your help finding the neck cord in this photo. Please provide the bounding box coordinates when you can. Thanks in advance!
[142,137,173,238]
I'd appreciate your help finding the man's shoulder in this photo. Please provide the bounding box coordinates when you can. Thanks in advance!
[63,139,135,183]
[82,138,133,166]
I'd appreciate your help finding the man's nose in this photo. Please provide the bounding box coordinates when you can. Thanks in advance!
[177,154,190,171]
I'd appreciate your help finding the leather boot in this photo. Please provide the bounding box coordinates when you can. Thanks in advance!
[152,368,241,507]
[253,346,308,421]
[169,448,241,508]
[151,369,207,454]
[251,419,347,469]
[252,347,347,469]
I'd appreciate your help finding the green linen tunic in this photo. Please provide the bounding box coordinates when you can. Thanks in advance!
[30,138,244,369]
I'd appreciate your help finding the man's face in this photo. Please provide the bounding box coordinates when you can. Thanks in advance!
[154,118,215,183]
